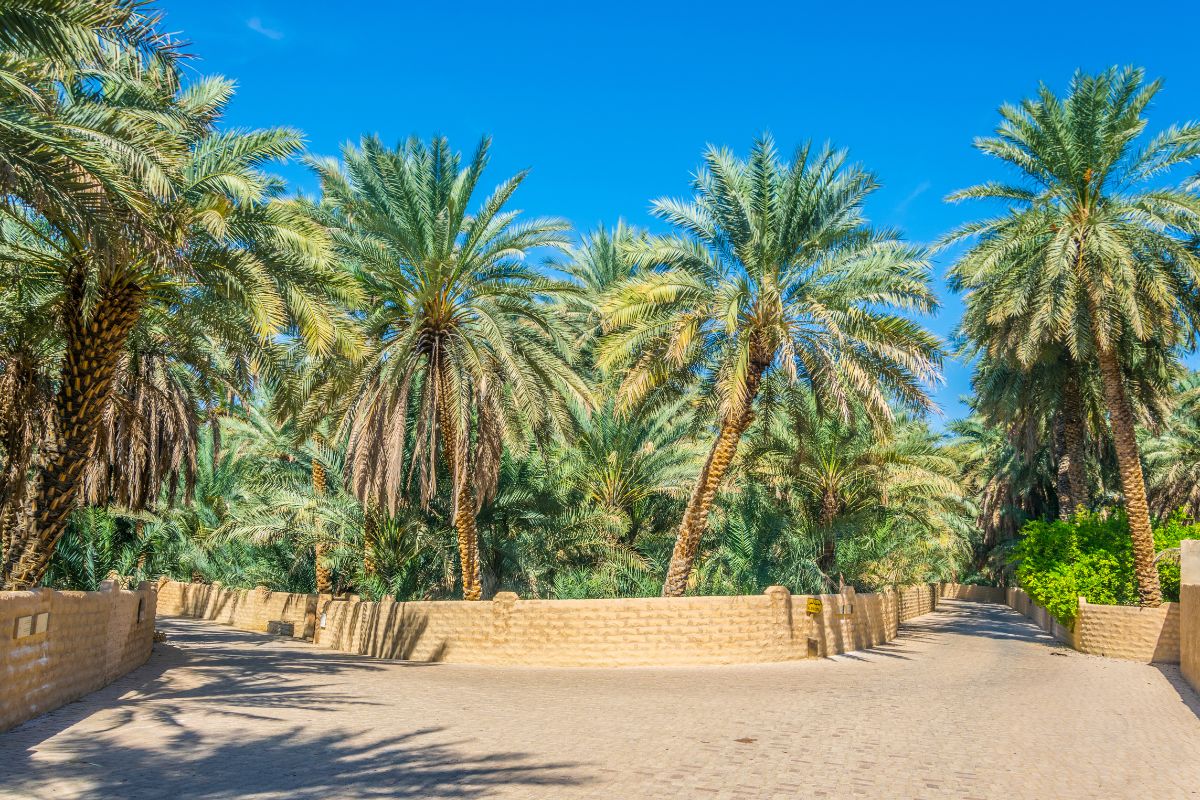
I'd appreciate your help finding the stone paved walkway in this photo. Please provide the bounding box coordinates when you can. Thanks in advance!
[2,600,1198,799]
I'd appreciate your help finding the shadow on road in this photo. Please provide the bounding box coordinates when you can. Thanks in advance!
[1153,664,1200,721]
[0,619,587,798]
[908,600,1067,647]
[0,723,586,799]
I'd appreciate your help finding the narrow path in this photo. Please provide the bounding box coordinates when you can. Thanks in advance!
[2,600,1198,799]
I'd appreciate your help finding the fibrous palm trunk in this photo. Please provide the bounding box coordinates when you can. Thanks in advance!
[311,441,332,594]
[362,502,378,578]
[662,354,769,597]
[436,364,482,601]
[0,276,142,590]
[1097,346,1161,606]
[1055,372,1089,519]
[817,489,839,576]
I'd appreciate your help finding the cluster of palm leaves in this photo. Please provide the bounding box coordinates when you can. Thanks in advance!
[6,7,1198,607]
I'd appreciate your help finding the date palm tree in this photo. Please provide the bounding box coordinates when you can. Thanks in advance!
[945,67,1200,605]
[0,66,356,589]
[600,136,943,596]
[307,136,589,600]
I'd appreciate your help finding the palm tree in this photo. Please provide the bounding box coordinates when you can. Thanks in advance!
[0,65,355,589]
[557,397,701,543]
[600,136,943,596]
[307,136,590,600]
[945,68,1200,605]
[1143,374,1200,517]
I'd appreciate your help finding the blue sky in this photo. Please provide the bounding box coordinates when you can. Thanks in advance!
[162,1,1200,421]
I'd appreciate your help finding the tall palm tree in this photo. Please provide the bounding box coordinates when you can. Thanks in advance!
[307,136,590,600]
[945,68,1200,605]
[600,136,943,596]
[0,65,356,589]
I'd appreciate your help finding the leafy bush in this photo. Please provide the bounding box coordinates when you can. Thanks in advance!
[1014,510,1196,625]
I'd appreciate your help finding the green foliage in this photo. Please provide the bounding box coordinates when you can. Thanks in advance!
[1014,510,1195,624]
[23,12,1190,605]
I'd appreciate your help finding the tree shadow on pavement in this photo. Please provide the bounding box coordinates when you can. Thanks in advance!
[0,724,587,799]
[1153,664,1200,720]
[910,601,1069,648]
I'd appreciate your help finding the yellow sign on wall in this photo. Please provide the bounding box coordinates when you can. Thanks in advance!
[806,598,823,614]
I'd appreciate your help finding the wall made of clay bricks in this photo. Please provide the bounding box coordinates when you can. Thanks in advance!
[940,583,1008,604]
[156,579,314,639]
[0,581,155,732]
[159,580,938,667]
[1076,598,1180,664]
[1181,541,1199,692]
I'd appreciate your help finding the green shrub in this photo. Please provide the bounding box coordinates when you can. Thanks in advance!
[1013,510,1195,625]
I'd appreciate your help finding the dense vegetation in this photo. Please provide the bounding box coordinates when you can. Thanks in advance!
[1,2,1198,606]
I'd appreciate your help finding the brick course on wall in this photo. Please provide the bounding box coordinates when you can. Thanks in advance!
[158,580,939,667]
[0,581,156,732]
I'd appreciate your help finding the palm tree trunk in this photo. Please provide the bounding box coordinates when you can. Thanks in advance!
[362,502,378,578]
[311,441,332,594]
[1055,372,1089,519]
[0,276,142,590]
[436,364,482,601]
[1096,346,1162,606]
[662,356,769,597]
[817,489,839,575]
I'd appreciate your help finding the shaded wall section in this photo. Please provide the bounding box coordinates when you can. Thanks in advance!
[0,581,156,732]
[1182,540,1199,692]
[158,580,939,667]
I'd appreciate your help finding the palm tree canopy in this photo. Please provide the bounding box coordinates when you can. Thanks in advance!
[946,67,1200,364]
[307,136,592,514]
[600,135,943,427]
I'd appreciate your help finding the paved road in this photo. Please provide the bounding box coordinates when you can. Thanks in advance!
[2,600,1198,799]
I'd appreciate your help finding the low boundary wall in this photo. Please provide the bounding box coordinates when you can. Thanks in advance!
[941,582,1181,664]
[1,581,156,732]
[157,579,938,667]
[939,583,1006,604]
[1182,540,1198,692]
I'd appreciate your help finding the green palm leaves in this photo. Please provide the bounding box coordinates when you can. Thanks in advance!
[308,136,590,600]
[0,10,355,589]
[948,67,1200,606]
[601,136,943,595]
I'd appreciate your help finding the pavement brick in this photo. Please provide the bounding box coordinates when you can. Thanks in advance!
[1,600,1198,799]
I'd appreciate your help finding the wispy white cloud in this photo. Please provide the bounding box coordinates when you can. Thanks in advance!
[895,180,932,215]
[247,17,284,40]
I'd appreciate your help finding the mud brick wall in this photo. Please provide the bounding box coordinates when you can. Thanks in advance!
[158,580,938,667]
[0,581,156,732]
[1076,599,1180,663]
[156,579,315,639]
[1181,541,1199,691]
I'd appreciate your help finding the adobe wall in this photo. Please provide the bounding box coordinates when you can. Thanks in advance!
[156,579,315,639]
[1075,598,1179,664]
[0,581,156,732]
[940,583,1007,604]
[158,580,939,667]
[1180,540,1199,691]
